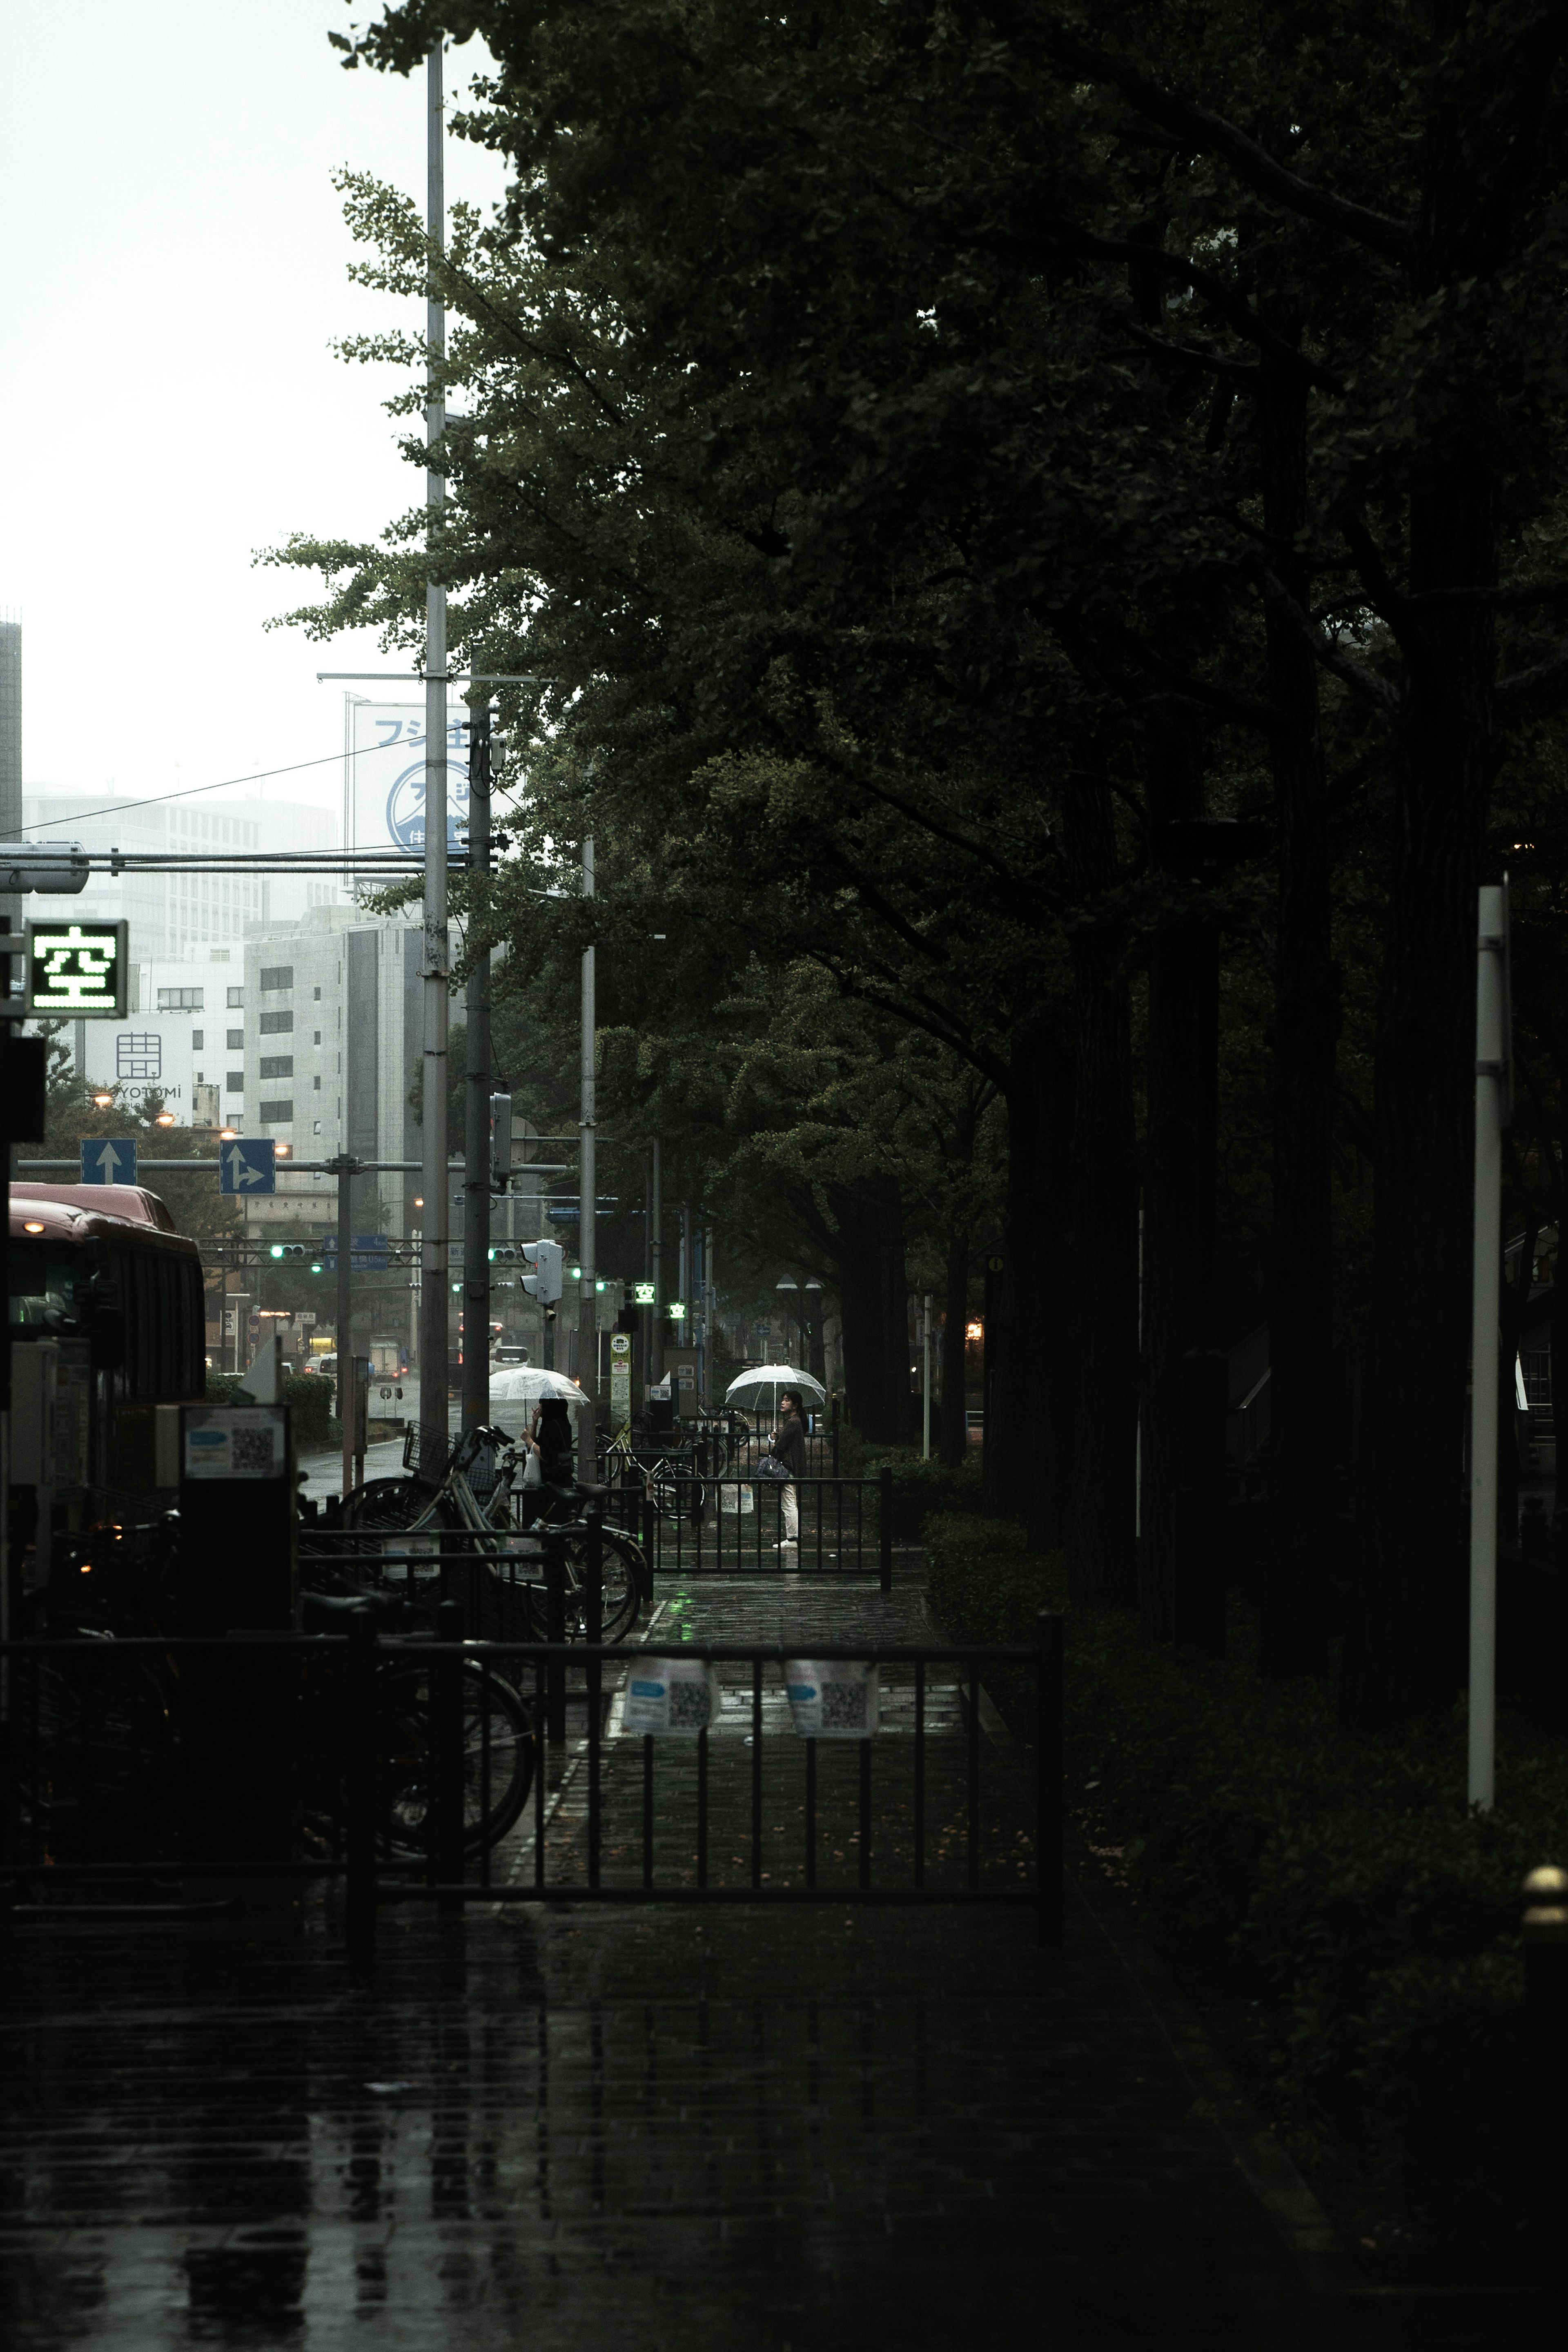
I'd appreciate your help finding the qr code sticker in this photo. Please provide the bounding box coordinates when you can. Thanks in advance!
[229,1428,277,1474]
[668,1679,713,1731]
[820,1680,868,1732]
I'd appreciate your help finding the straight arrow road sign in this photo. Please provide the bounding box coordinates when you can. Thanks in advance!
[79,1137,138,1185]
[220,1139,277,1195]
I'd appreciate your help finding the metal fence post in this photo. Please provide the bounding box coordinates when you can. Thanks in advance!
[586,1512,603,1890]
[879,1466,893,1595]
[641,1483,657,1595]
[345,1606,377,1957]
[545,1528,567,1744]
[1036,1611,1065,1949]
[1523,1865,1568,2300]
[432,1595,465,1913]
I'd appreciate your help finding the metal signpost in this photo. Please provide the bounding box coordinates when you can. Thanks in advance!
[418,38,451,1479]
[78,1137,138,1187]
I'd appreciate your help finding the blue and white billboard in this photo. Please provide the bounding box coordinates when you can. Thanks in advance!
[350,704,470,857]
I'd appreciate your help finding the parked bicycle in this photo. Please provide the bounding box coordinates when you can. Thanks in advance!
[334,1424,646,1642]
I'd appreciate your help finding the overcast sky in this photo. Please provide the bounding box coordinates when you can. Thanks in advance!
[1,2,505,824]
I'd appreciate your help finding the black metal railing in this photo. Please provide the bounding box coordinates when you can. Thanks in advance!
[601,1468,895,1584]
[1,1599,1064,1952]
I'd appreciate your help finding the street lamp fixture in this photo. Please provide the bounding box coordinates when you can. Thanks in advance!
[154,1111,176,1127]
[91,1091,114,1108]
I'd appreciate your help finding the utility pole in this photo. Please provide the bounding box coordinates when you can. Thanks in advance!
[1469,881,1511,1812]
[462,704,492,1434]
[334,1156,356,1502]
[922,1292,933,1460]
[579,835,596,1407]
[650,1137,663,1387]
[417,39,450,1475]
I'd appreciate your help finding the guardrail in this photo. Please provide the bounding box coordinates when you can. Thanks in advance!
[1,1601,1064,1953]
[602,1469,895,1584]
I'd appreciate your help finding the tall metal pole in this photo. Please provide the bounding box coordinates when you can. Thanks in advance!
[579,835,596,1407]
[337,1158,355,1502]
[462,706,492,1434]
[1469,881,1510,1812]
[922,1292,933,1460]
[417,41,450,1475]
[650,1136,663,1387]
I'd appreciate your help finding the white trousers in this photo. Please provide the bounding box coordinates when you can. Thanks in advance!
[780,1480,799,1542]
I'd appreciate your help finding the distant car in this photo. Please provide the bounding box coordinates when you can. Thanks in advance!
[493,1343,530,1365]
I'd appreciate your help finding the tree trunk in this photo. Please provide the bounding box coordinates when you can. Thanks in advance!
[987,1019,1074,1542]
[828,1176,910,1446]
[1065,755,1139,1606]
[1258,330,1338,1678]
[1140,717,1215,1640]
[1344,450,1498,1726]
[938,1223,970,1468]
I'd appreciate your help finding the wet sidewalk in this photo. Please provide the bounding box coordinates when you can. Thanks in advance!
[0,1575,1314,2349]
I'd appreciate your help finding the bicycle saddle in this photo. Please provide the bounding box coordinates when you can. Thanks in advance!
[299,1586,406,1630]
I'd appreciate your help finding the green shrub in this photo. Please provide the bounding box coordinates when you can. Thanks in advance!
[860,1448,984,1534]
[923,1512,1553,2276]
[204,1369,339,1451]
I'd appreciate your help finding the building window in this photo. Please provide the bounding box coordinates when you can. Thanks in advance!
[116,1032,162,1080]
[227,987,244,1008]
[259,1100,294,1124]
[226,1072,244,1092]
[313,986,321,1000]
[226,1029,243,1050]
[313,1030,321,1046]
[258,1010,294,1035]
[259,966,294,993]
[157,987,203,1012]
[313,1075,321,1091]
[313,1119,322,1134]
[259,1056,294,1080]
[191,1029,204,1050]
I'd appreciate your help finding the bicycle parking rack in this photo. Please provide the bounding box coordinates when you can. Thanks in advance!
[0,1598,1064,1951]
[601,1468,897,1586]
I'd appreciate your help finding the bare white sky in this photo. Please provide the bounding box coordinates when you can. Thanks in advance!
[0,2,505,823]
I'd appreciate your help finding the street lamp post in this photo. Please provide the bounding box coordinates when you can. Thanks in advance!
[776,1278,798,1368]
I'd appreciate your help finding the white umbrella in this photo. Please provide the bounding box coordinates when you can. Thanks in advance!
[488,1365,585,1406]
[724,1363,827,1418]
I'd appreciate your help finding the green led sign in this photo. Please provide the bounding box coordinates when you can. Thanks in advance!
[634,1281,656,1305]
[24,918,129,1018]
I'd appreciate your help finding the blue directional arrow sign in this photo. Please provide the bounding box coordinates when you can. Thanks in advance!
[79,1137,137,1186]
[219,1138,276,1196]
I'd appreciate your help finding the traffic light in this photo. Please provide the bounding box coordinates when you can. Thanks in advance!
[489,1092,513,1190]
[269,1243,310,1262]
[520,1238,563,1303]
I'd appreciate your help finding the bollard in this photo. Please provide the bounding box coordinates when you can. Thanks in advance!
[544,1528,567,1743]
[1035,1612,1065,1949]
[1523,1865,1568,2302]
[344,1606,377,1958]
[431,1596,466,1913]
[879,1465,893,1595]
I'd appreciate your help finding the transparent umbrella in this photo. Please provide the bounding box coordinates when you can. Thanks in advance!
[724,1364,827,1421]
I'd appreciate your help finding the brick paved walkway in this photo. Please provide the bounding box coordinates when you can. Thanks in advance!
[0,1570,1314,2349]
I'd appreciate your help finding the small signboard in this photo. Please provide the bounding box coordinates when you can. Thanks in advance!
[622,1656,722,1737]
[784,1660,879,1740]
[633,1280,656,1305]
[609,1330,632,1427]
[220,1138,276,1195]
[79,1136,138,1186]
[182,1406,288,1481]
[25,918,129,1017]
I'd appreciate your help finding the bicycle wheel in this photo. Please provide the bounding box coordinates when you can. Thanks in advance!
[648,1459,699,1519]
[341,1476,463,1534]
[525,1525,643,1642]
[370,1656,536,1858]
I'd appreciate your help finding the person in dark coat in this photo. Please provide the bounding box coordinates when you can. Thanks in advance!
[768,1387,807,1549]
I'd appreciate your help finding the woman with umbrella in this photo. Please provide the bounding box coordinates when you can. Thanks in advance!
[766,1386,808,1551]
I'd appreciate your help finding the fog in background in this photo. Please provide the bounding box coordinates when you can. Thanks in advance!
[0,2,504,821]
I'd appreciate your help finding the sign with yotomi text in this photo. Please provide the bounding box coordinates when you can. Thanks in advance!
[784,1661,879,1739]
[622,1655,722,1737]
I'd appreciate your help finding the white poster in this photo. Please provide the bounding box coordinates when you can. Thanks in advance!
[350,703,470,855]
[784,1661,879,1740]
[622,1655,723,1737]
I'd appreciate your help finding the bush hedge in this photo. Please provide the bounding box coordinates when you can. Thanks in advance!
[924,1513,1556,2278]
[856,1446,983,1534]
[204,1370,339,1452]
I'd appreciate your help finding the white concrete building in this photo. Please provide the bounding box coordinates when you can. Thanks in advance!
[78,948,248,1126]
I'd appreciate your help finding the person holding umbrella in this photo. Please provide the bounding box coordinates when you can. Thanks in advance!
[766,1386,807,1550]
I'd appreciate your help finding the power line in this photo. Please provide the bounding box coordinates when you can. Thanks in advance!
[22,725,493,837]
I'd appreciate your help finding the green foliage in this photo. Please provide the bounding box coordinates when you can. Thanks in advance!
[924,1515,1557,2273]
[858,1446,984,1535]
[204,1370,338,1451]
